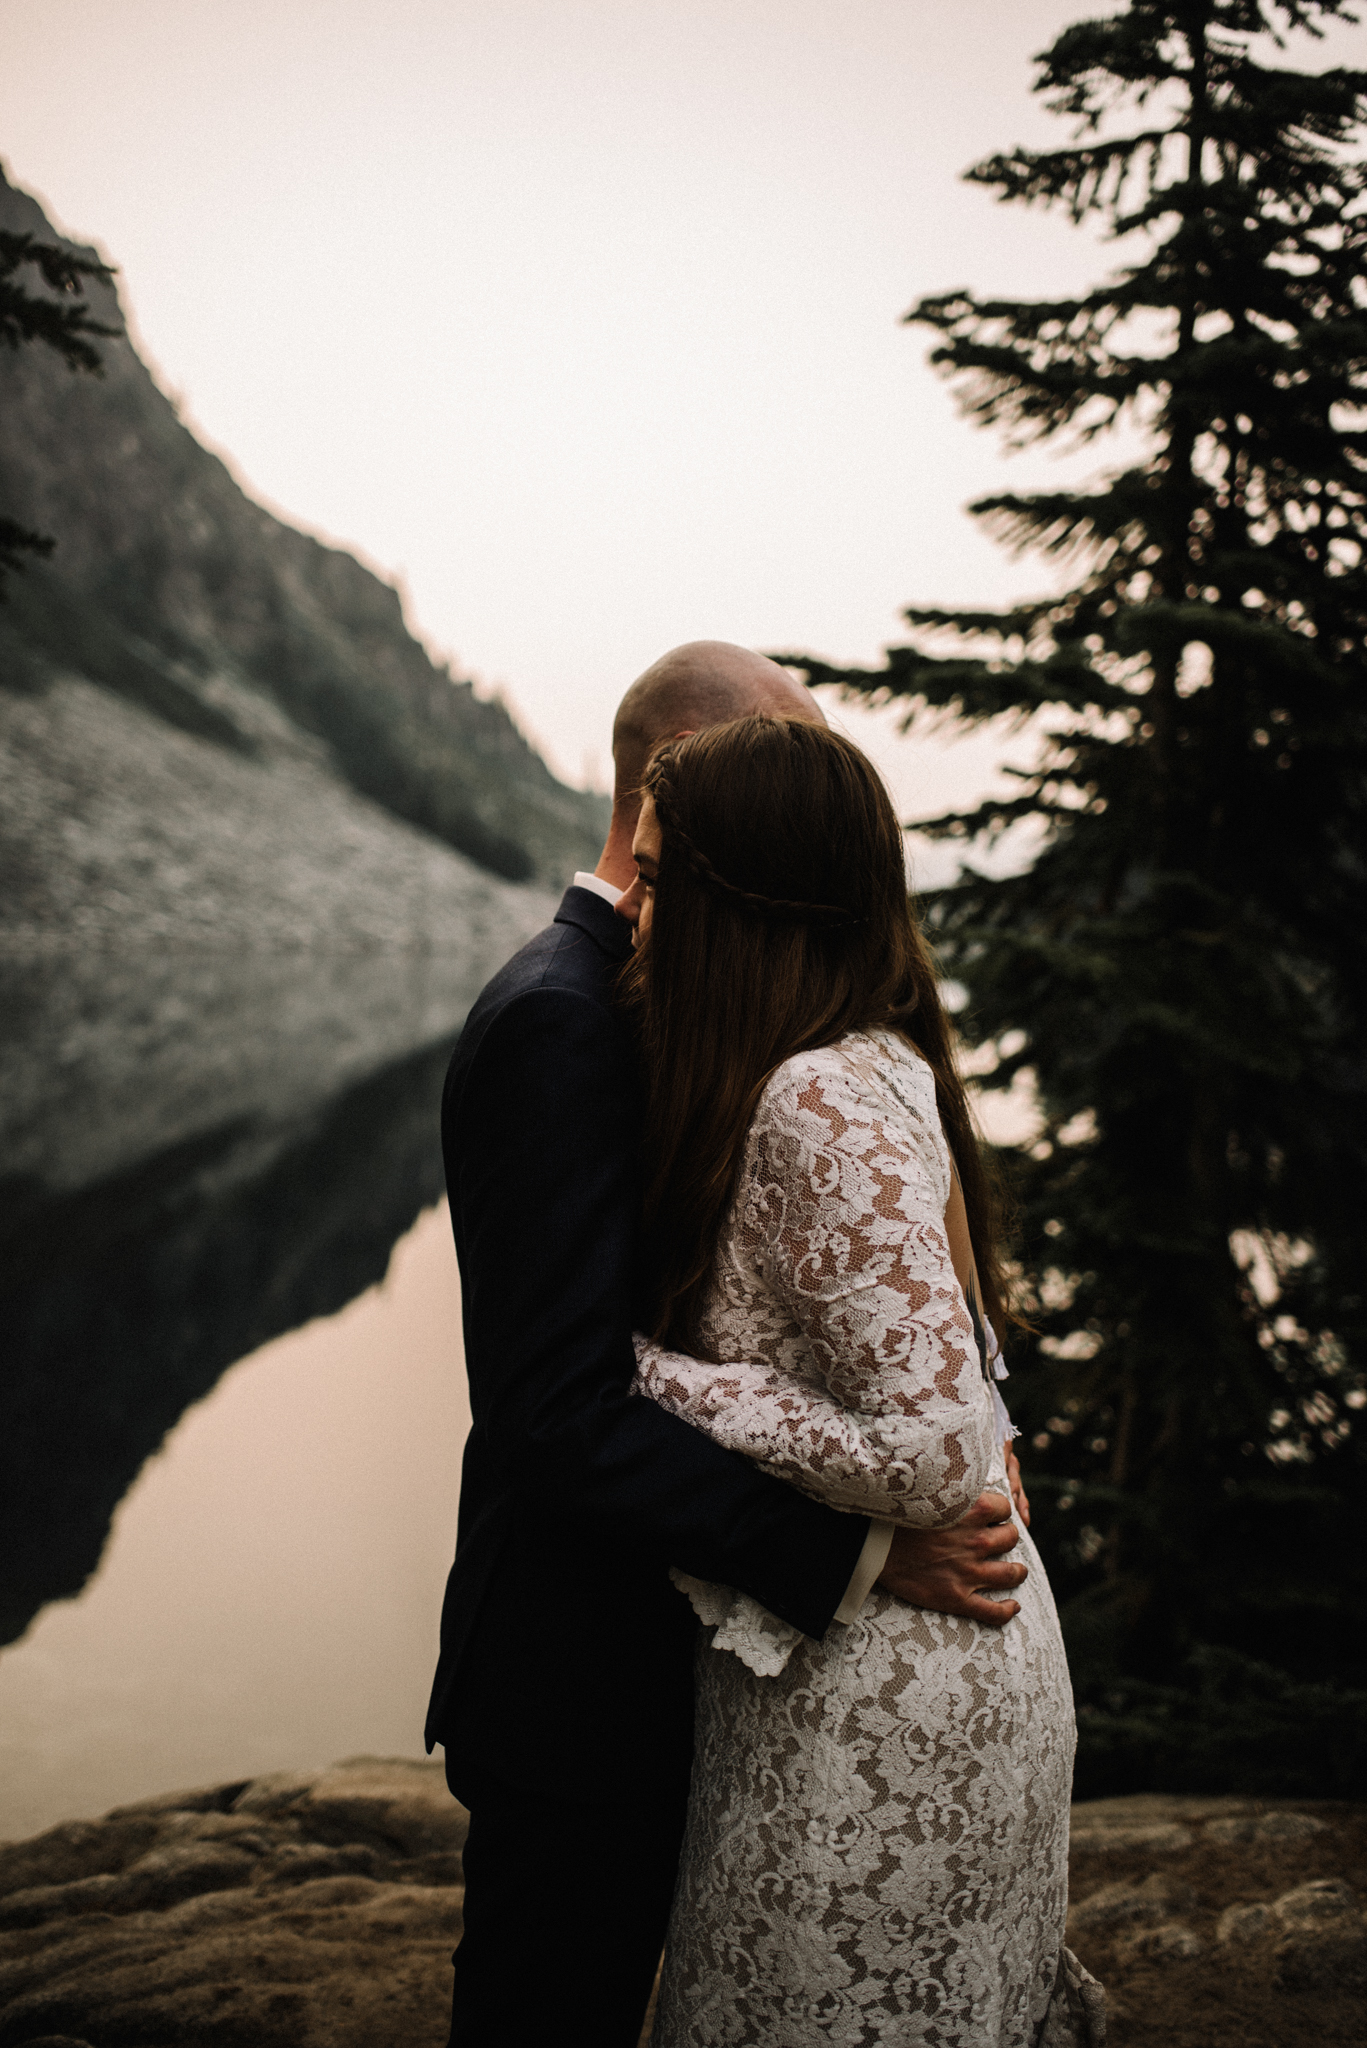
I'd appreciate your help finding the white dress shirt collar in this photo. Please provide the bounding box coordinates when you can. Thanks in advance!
[572,870,623,909]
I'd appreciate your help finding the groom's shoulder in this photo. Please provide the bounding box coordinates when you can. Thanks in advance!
[477,887,625,1012]
[449,887,630,1092]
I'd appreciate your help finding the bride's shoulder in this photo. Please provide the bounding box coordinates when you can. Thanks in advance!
[757,1028,933,1128]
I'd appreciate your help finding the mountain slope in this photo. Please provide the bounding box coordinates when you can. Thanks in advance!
[0,166,607,895]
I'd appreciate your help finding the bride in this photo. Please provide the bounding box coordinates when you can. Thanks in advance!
[614,715,1099,2047]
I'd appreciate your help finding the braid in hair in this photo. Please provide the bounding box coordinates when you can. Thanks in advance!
[649,764,863,930]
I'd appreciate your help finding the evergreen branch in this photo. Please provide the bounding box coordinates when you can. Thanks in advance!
[1033,15,1187,117]
[1114,599,1342,681]
[779,641,1130,723]
[929,349,1140,440]
[966,133,1172,219]
[897,599,1066,637]
[970,484,1152,559]
[1214,55,1367,149]
[908,288,1125,343]
[908,292,1167,441]
[0,231,119,373]
[765,652,894,693]
[911,793,1071,841]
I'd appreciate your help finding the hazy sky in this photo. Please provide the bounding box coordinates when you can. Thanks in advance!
[4,0,1365,821]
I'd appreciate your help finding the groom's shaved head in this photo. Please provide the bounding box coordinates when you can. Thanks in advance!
[588,640,827,889]
[612,640,824,803]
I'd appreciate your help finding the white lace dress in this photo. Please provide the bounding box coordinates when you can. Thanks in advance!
[634,1029,1078,2048]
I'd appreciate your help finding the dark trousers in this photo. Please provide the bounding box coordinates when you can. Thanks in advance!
[447,1770,692,2048]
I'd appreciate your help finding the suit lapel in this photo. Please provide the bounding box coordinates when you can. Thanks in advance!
[554,885,633,963]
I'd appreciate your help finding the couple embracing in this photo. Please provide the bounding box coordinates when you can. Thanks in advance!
[425,643,1102,2047]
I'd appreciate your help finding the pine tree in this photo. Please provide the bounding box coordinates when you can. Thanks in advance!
[785,0,1367,1794]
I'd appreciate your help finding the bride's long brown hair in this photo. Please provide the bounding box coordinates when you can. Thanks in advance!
[620,714,1007,1352]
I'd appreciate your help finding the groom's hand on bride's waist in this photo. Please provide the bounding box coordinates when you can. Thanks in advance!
[874,1494,1026,1626]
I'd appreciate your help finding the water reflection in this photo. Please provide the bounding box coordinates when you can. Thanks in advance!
[0,1204,469,1841]
[0,932,536,1651]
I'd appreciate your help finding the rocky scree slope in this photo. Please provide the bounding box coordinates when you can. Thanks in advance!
[0,167,607,944]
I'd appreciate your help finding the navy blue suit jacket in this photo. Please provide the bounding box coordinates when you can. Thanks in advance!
[425,886,868,1803]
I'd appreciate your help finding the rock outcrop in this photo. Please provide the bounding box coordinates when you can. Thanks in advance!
[1067,1792,1367,2045]
[0,1759,466,2048]
[0,1778,1362,2046]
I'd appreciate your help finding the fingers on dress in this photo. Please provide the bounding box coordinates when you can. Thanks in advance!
[634,1029,1089,2048]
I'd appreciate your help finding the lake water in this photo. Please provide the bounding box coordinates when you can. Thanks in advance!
[0,1204,468,1843]
[0,941,519,1845]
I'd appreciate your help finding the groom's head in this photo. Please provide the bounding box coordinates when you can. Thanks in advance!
[594,642,825,888]
[613,639,824,804]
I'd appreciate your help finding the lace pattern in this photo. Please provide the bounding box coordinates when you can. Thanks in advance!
[634,1029,998,1677]
[637,1031,1079,2047]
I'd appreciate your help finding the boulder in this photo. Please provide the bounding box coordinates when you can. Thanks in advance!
[0,1875,459,2048]
[1272,1879,1358,1928]
[1274,1925,1367,1994]
[1115,1919,1204,1964]
[1069,1822,1195,1859]
[0,1759,465,2048]
[1207,1811,1329,1847]
[1215,1902,1272,1946]
[1070,1880,1169,1935]
[1069,1871,1189,1937]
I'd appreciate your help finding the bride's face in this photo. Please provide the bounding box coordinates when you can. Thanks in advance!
[614,793,662,948]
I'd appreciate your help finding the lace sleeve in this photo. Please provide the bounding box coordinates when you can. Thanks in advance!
[634,1048,996,1530]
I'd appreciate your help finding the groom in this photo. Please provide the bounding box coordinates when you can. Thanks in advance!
[426,641,1028,2047]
